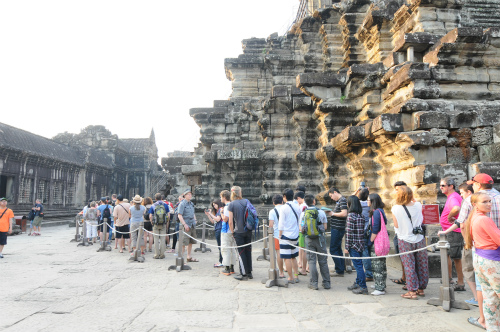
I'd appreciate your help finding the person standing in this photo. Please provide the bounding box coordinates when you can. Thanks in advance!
[439,177,465,291]
[142,197,154,253]
[177,189,197,262]
[269,194,285,278]
[294,191,308,276]
[130,195,146,255]
[464,192,500,332]
[149,193,172,259]
[357,188,373,282]
[345,195,368,295]
[0,197,14,258]
[279,188,301,284]
[390,181,410,287]
[32,199,43,236]
[327,187,348,277]
[84,201,99,243]
[220,190,237,275]
[112,195,131,253]
[229,186,254,281]
[392,186,429,299]
[367,193,388,295]
[300,194,330,290]
[97,197,113,245]
[205,199,223,268]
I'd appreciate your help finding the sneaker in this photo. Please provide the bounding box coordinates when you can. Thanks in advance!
[352,287,368,295]
[322,283,331,290]
[230,265,235,274]
[233,274,249,281]
[222,267,231,276]
[332,272,344,277]
[371,290,386,296]
[348,282,360,291]
[159,254,165,259]
[308,284,319,290]
[0,253,3,258]
[247,273,253,279]
[465,298,479,307]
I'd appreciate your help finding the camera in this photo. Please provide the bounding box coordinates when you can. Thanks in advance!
[412,226,424,235]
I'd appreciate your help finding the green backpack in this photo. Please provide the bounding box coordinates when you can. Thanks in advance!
[303,207,321,238]
[153,203,168,225]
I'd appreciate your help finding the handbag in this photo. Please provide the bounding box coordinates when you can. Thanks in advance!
[372,209,390,256]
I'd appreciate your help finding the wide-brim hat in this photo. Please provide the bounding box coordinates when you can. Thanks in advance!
[132,195,142,204]
[183,189,192,195]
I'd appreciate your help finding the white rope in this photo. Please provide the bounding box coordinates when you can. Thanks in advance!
[83,220,105,227]
[142,229,180,237]
[183,232,265,249]
[106,222,134,234]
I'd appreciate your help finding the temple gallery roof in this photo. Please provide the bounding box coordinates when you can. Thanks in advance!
[0,122,82,165]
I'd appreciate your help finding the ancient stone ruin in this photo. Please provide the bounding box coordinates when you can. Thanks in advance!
[164,0,500,217]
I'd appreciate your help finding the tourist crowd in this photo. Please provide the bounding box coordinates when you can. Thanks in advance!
[0,172,499,331]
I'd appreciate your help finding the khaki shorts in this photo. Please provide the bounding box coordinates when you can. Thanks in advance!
[181,226,197,246]
[33,216,43,227]
[462,248,475,282]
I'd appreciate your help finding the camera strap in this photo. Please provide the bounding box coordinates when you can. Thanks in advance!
[402,205,414,228]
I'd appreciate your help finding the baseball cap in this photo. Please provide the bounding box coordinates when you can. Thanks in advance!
[0,197,7,201]
[467,173,494,185]
[116,194,124,201]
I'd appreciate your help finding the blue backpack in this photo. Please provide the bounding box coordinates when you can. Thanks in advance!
[243,199,259,231]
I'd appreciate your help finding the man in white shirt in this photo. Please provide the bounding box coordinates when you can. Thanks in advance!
[279,188,301,284]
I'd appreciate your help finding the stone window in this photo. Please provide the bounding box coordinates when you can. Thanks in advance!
[52,182,63,205]
[0,175,14,201]
[19,178,33,203]
[38,180,49,204]
[90,184,96,201]
[66,183,75,205]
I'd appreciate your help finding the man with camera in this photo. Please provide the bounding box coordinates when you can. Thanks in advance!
[439,177,465,291]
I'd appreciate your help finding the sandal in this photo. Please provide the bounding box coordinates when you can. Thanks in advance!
[416,289,425,297]
[391,278,406,285]
[298,271,307,276]
[186,257,199,262]
[467,317,486,330]
[401,291,418,300]
[454,284,466,291]
[402,285,407,291]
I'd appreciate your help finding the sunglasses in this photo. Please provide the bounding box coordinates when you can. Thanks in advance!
[440,184,447,187]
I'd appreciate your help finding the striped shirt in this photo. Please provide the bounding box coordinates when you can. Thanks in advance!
[457,188,500,228]
[345,212,365,252]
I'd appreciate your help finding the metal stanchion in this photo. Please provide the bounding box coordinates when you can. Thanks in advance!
[427,234,469,311]
[70,217,81,242]
[97,218,112,252]
[257,219,270,261]
[77,219,92,247]
[130,221,145,262]
[261,226,288,288]
[168,226,191,272]
[194,221,211,253]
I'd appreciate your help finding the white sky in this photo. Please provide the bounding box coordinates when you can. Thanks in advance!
[0,0,300,158]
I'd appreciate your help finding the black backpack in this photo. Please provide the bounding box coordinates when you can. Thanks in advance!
[101,204,111,221]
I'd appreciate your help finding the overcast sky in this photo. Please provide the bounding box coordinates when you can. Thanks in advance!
[0,0,300,158]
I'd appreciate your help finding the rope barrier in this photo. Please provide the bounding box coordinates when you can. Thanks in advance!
[183,232,265,249]
[142,229,180,237]
[82,220,105,227]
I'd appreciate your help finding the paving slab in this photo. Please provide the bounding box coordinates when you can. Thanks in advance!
[1,225,479,332]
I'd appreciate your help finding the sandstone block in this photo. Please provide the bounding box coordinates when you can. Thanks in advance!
[213,100,230,108]
[296,72,348,87]
[478,143,500,162]
[226,124,241,134]
[272,85,289,97]
[494,123,500,143]
[293,96,312,111]
[181,164,207,176]
[472,127,493,147]
[449,110,477,128]
[410,146,447,165]
[396,131,434,146]
[447,147,478,164]
[413,111,449,130]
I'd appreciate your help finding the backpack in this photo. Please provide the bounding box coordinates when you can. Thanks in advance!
[143,205,150,221]
[153,203,168,225]
[373,209,390,256]
[243,199,259,231]
[101,204,111,221]
[302,207,321,238]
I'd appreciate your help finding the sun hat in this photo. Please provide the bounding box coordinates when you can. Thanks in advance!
[132,195,142,204]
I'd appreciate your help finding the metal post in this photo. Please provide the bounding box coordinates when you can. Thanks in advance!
[261,226,288,288]
[168,225,191,272]
[257,219,270,261]
[130,221,145,262]
[427,234,469,311]
[77,219,91,247]
[97,218,112,252]
[194,221,211,253]
[70,216,81,242]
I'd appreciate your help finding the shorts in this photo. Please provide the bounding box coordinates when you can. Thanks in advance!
[143,221,153,232]
[298,233,305,248]
[462,248,475,283]
[446,231,463,259]
[33,216,43,227]
[274,238,280,251]
[115,225,130,239]
[181,226,197,246]
[0,232,7,245]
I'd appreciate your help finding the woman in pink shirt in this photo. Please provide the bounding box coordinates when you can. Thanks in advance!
[464,192,500,332]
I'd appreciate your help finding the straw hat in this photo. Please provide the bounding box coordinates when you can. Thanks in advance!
[132,195,142,204]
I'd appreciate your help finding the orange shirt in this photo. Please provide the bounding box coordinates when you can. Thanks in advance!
[471,211,500,250]
[0,208,14,232]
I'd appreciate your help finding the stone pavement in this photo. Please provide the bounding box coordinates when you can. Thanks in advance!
[2,225,479,332]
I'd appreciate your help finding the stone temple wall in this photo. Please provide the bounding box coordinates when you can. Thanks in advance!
[164,0,500,215]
